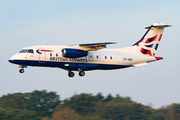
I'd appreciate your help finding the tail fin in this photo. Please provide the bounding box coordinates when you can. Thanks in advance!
[133,23,171,56]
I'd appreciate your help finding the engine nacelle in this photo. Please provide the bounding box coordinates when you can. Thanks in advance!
[61,48,88,58]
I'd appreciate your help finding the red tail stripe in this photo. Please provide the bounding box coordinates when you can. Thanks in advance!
[145,35,158,43]
[152,35,158,42]
[145,38,150,43]
[158,34,163,41]
[140,48,153,56]
[147,50,152,56]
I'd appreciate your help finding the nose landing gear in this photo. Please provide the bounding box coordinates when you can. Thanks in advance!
[19,65,27,73]
[19,69,24,73]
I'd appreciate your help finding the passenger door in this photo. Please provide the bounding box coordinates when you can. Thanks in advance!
[39,48,45,63]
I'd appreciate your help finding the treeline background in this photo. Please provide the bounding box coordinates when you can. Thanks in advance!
[0,90,180,120]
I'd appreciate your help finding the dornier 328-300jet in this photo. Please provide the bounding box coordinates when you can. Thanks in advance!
[9,23,171,77]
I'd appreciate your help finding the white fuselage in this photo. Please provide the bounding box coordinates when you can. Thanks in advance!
[9,45,156,71]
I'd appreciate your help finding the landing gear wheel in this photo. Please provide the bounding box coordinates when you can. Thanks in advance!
[79,71,85,77]
[19,69,24,73]
[68,72,75,77]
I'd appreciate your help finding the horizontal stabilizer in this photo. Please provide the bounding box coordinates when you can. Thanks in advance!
[145,24,172,29]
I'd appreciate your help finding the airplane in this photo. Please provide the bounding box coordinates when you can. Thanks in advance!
[9,23,171,77]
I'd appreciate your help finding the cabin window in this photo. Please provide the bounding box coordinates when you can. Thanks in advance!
[96,56,99,59]
[56,53,58,56]
[50,53,52,56]
[110,56,112,60]
[105,56,107,59]
[27,49,34,53]
[19,49,27,53]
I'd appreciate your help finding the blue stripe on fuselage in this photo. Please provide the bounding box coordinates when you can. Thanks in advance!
[9,60,130,71]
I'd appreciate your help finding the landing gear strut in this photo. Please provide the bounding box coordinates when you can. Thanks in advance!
[78,68,85,77]
[19,69,24,73]
[68,71,75,77]
[19,65,27,73]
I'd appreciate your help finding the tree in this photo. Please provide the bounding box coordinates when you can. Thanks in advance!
[0,93,30,109]
[157,104,180,120]
[98,102,125,120]
[104,94,113,102]
[63,93,99,115]
[97,101,153,120]
[109,96,132,104]
[72,115,103,120]
[24,90,60,116]
[0,90,60,117]
[0,108,41,120]
[116,94,120,98]
[126,102,152,120]
[96,93,104,101]
[148,114,167,120]
[51,107,79,120]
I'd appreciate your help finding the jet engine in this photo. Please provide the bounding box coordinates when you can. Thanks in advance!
[61,48,88,58]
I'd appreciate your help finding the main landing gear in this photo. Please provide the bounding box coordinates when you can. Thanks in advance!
[79,71,85,76]
[78,68,85,77]
[68,69,85,77]
[68,71,75,77]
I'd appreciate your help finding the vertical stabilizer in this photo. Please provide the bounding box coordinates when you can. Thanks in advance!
[133,23,171,56]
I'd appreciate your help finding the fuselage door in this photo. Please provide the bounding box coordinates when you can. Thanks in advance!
[38,48,45,63]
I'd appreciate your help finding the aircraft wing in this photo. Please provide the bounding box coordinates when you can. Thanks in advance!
[68,42,117,51]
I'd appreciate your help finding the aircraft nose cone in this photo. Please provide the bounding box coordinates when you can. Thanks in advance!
[9,55,16,63]
[8,58,14,63]
[8,54,21,64]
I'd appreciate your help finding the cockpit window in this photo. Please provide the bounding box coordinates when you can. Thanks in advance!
[19,49,27,53]
[27,49,34,53]
[19,49,34,53]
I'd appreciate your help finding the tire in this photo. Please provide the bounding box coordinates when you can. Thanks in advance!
[79,71,85,76]
[19,69,24,73]
[68,72,75,77]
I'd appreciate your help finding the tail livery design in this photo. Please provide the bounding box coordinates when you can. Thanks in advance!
[133,23,171,56]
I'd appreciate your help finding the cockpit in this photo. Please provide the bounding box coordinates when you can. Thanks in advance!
[19,49,34,53]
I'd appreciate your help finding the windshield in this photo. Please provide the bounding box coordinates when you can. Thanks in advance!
[27,49,34,53]
[19,49,27,53]
[19,49,34,54]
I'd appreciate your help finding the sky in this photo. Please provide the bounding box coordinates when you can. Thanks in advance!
[0,0,180,108]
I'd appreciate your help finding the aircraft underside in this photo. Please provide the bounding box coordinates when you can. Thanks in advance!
[9,59,131,77]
